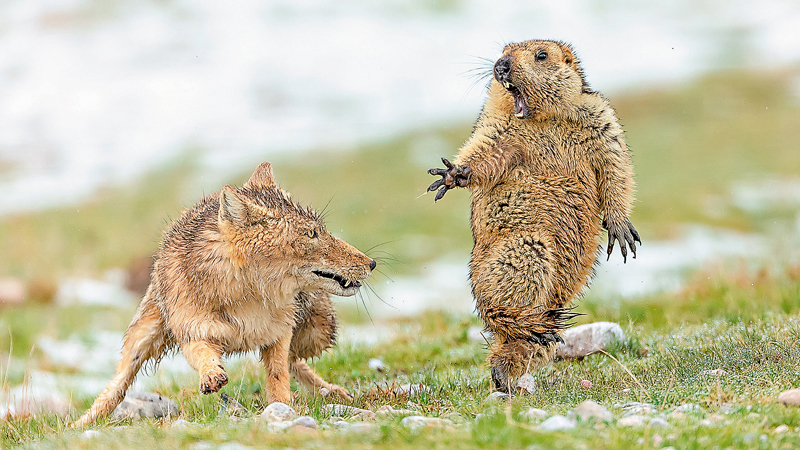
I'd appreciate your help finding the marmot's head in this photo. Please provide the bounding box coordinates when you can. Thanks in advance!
[493,40,590,120]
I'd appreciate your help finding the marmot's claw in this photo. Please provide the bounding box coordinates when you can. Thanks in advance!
[427,178,445,192]
[435,185,448,201]
[427,158,472,202]
[605,218,641,263]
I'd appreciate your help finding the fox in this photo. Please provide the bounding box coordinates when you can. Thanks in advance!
[74,162,376,426]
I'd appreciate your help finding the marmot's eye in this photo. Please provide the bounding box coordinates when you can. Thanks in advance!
[536,51,548,61]
[307,229,318,239]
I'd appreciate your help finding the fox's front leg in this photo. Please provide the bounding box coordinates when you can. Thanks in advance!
[181,341,228,394]
[261,334,292,404]
[427,158,472,201]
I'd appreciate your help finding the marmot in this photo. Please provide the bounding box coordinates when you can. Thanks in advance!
[427,40,640,392]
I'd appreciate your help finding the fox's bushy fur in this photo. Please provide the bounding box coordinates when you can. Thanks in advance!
[428,40,639,392]
[75,162,375,426]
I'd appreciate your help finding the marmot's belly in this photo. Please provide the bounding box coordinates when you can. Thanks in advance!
[470,176,601,305]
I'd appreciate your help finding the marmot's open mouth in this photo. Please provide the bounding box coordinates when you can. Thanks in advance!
[500,81,528,119]
[313,270,362,289]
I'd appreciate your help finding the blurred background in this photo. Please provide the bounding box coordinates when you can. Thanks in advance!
[1,0,799,417]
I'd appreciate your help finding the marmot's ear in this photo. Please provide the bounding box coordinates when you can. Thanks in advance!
[557,42,578,70]
[244,162,276,189]
[219,185,249,224]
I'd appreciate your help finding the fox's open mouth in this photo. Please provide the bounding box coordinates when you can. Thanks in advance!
[500,81,529,119]
[312,270,362,290]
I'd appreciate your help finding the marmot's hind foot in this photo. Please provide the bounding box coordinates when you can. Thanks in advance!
[491,366,512,393]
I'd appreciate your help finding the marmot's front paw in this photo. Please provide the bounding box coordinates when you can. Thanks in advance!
[603,217,641,263]
[427,157,471,201]
[200,365,229,394]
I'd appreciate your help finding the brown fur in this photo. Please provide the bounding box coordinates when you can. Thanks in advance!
[74,162,375,426]
[428,40,639,392]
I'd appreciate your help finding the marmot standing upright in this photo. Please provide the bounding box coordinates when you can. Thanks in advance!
[427,40,640,392]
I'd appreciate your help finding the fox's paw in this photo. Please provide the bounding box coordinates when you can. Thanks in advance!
[322,384,353,401]
[427,157,471,201]
[200,365,229,394]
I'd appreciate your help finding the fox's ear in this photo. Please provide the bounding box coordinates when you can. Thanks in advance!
[244,162,276,189]
[219,185,248,224]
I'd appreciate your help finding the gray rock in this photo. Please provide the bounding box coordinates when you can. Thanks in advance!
[112,391,178,421]
[291,416,317,429]
[675,403,702,413]
[778,388,800,406]
[368,358,386,372]
[774,424,789,433]
[516,374,536,395]
[618,415,647,427]
[441,412,466,424]
[649,417,670,428]
[322,404,375,420]
[266,420,293,432]
[537,415,576,431]
[557,322,624,359]
[486,392,510,402]
[335,421,376,433]
[521,408,548,421]
[401,415,454,432]
[81,430,101,439]
[701,368,728,376]
[376,404,416,417]
[394,383,431,397]
[474,413,486,422]
[618,401,656,416]
[260,402,297,423]
[570,400,612,422]
[220,393,247,417]
[172,419,200,428]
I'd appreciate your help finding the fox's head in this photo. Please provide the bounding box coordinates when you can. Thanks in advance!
[217,162,376,297]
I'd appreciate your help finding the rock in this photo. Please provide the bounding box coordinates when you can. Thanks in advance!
[474,413,486,422]
[619,388,631,394]
[81,430,101,439]
[718,403,735,414]
[521,408,548,421]
[394,383,431,397]
[0,387,73,418]
[516,374,536,394]
[486,392,510,402]
[538,415,576,431]
[348,422,376,433]
[675,403,701,413]
[570,400,612,422]
[368,358,386,372]
[219,393,247,417]
[618,415,647,427]
[112,392,178,421]
[652,434,664,447]
[708,413,724,423]
[319,387,331,397]
[701,368,728,376]
[698,419,713,427]
[441,412,466,424]
[778,388,800,406]
[667,411,686,421]
[172,419,200,428]
[774,424,790,433]
[467,326,492,344]
[618,402,656,416]
[0,278,26,305]
[401,416,454,432]
[580,380,593,389]
[266,421,294,432]
[649,417,670,428]
[322,404,375,420]
[260,402,297,423]
[376,404,416,417]
[291,416,317,429]
[557,322,624,359]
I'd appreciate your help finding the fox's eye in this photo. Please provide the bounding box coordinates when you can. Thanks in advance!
[536,51,548,61]
[307,229,318,239]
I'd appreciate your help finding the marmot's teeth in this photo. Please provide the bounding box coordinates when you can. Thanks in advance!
[515,112,524,118]
[344,280,351,288]
[503,82,511,89]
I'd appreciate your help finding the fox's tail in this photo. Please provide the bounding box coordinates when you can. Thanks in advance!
[73,290,168,427]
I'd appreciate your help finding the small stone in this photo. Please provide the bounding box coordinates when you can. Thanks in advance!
[112,392,178,421]
[652,434,664,447]
[376,404,416,417]
[697,419,713,427]
[521,408,548,421]
[619,402,656,416]
[557,322,624,359]
[486,392,510,402]
[368,358,386,372]
[172,419,200,428]
[649,417,670,428]
[675,403,701,413]
[778,388,800,406]
[219,393,247,417]
[743,433,756,443]
[708,413,724,423]
[619,388,631,394]
[394,383,431,397]
[467,326,492,343]
[260,402,297,423]
[538,415,576,431]
[747,412,760,420]
[81,430,100,439]
[319,387,330,397]
[618,415,647,427]
[580,380,592,389]
[401,416,454,432]
[322,404,375,420]
[292,416,317,429]
[701,368,728,376]
[667,411,686,421]
[718,403,735,414]
[774,424,789,433]
[570,400,612,422]
[266,420,293,432]
[516,374,536,394]
[332,420,350,429]
[347,422,376,433]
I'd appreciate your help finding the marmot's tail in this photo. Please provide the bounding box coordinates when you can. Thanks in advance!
[479,304,581,343]
[73,292,167,427]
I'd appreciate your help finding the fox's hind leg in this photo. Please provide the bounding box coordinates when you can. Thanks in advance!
[74,291,168,427]
[290,291,351,399]
[181,341,228,394]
